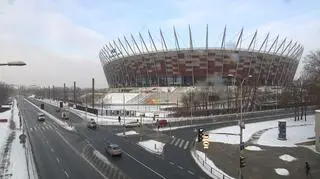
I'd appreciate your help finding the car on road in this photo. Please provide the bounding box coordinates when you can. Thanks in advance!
[156,119,168,127]
[87,120,97,129]
[37,113,45,121]
[105,143,122,156]
[55,108,61,112]
[124,121,141,128]
[61,111,69,120]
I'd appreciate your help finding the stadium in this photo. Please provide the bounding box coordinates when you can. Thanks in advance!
[98,26,303,89]
[96,26,303,117]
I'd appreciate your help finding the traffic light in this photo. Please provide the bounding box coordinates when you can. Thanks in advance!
[198,128,204,142]
[240,156,246,168]
[240,142,245,150]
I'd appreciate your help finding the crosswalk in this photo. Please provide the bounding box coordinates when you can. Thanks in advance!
[29,123,56,132]
[169,137,191,150]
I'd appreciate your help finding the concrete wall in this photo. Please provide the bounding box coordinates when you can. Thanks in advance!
[315,110,320,152]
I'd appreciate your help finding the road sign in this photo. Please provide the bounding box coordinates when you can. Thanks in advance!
[203,133,209,149]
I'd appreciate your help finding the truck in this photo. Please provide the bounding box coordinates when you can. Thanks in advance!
[61,111,69,120]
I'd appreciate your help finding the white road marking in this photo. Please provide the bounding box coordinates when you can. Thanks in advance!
[177,165,183,170]
[50,148,54,152]
[122,150,168,179]
[188,170,194,175]
[169,138,176,145]
[174,138,181,146]
[169,161,175,165]
[56,158,60,163]
[64,171,69,178]
[183,141,189,150]
[179,140,185,148]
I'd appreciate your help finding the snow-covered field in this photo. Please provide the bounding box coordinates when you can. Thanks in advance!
[137,140,165,155]
[209,115,315,147]
[191,150,234,179]
[116,130,139,136]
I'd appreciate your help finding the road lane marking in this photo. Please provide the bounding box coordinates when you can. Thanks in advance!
[50,148,54,152]
[122,150,168,179]
[169,161,175,165]
[169,138,175,145]
[183,141,189,150]
[64,171,69,178]
[177,165,183,170]
[174,138,180,146]
[179,140,185,148]
[56,158,60,163]
[55,130,108,179]
[188,170,194,175]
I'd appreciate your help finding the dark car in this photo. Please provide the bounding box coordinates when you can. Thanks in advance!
[87,121,97,129]
[105,143,122,156]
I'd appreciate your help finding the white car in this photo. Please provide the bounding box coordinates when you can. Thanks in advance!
[37,113,45,121]
[124,121,141,128]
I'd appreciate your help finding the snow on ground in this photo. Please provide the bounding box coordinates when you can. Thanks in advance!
[25,99,74,131]
[257,123,315,147]
[209,115,314,145]
[103,93,139,104]
[0,109,11,149]
[274,168,290,176]
[191,150,234,179]
[279,154,297,162]
[8,100,29,179]
[137,140,165,155]
[245,146,263,151]
[117,130,139,136]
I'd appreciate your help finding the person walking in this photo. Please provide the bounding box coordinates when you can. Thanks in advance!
[305,162,311,178]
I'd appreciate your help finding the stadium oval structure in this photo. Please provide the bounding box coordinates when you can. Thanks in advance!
[99,26,303,88]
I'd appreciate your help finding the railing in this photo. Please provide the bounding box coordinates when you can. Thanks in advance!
[192,149,234,179]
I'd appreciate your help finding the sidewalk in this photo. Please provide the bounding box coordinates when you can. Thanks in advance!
[0,99,37,179]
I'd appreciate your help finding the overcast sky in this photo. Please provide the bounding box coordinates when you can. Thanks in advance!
[0,0,319,88]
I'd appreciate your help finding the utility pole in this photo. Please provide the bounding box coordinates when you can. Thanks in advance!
[239,75,252,179]
[92,78,95,109]
[63,83,66,103]
[73,81,76,104]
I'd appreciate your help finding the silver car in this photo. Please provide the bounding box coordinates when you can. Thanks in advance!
[105,143,122,156]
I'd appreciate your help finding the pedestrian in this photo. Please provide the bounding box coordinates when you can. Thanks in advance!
[305,162,310,178]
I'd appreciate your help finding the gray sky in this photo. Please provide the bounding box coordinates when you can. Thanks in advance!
[0,0,319,88]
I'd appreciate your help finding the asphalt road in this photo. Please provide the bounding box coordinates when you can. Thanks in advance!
[27,97,314,179]
[18,97,104,179]
[26,98,211,179]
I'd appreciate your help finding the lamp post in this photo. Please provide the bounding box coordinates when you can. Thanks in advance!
[239,74,252,179]
[0,61,27,66]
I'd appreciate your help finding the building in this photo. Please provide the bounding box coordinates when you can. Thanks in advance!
[98,26,303,89]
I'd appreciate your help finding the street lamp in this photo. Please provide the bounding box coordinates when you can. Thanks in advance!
[239,74,252,179]
[0,61,27,66]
